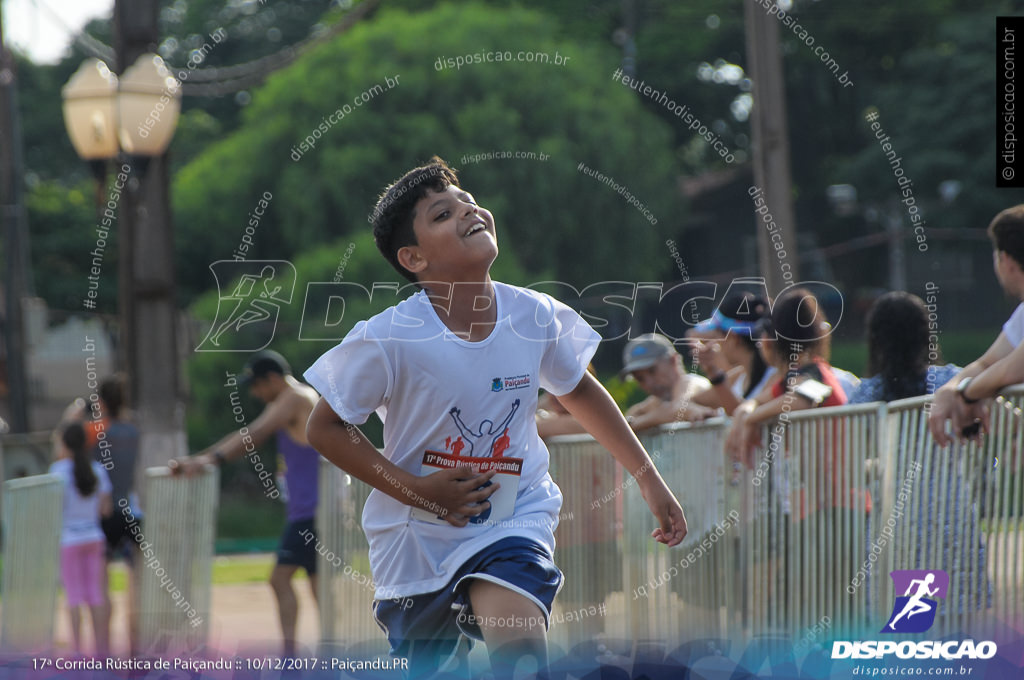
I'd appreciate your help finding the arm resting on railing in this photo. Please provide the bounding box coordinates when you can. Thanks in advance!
[928,331,1017,446]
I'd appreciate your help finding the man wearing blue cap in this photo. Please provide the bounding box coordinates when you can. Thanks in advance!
[621,334,714,430]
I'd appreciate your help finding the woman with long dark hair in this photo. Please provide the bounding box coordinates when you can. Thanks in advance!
[849,291,986,616]
[848,291,959,403]
[49,421,112,656]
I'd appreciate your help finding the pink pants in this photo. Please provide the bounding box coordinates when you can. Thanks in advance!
[60,540,106,607]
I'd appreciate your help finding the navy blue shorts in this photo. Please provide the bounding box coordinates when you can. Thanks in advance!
[276,518,317,575]
[373,537,562,675]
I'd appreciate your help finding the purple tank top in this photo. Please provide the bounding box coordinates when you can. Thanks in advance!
[277,430,320,521]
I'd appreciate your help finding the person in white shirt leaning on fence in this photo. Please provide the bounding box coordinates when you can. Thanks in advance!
[928,204,1024,445]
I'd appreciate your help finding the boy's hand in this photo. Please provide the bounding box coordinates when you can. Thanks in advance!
[412,466,500,528]
[639,477,687,547]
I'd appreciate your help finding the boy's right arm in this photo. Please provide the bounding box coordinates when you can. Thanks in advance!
[557,373,687,546]
[305,398,499,528]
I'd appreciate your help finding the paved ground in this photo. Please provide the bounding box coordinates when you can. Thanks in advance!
[50,559,320,657]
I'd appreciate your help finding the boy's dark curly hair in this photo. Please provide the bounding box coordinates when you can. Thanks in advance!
[865,291,935,401]
[371,157,460,283]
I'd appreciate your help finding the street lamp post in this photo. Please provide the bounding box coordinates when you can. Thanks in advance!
[62,49,185,485]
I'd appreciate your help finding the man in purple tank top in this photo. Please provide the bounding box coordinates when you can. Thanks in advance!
[175,350,320,658]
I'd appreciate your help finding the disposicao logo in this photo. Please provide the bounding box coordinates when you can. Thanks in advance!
[831,569,997,661]
[883,569,947,634]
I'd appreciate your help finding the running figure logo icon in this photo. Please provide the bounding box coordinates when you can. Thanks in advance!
[882,570,949,634]
[196,260,296,351]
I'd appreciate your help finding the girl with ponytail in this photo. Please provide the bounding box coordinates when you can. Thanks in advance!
[49,420,112,656]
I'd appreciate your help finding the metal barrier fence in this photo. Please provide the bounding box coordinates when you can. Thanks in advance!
[882,392,1020,638]
[314,386,1024,649]
[6,387,1013,654]
[136,466,219,655]
[545,435,621,648]
[0,474,62,652]
[738,401,883,640]
[316,461,375,648]
[621,419,737,643]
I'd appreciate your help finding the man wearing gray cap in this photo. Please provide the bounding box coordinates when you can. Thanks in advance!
[621,334,714,430]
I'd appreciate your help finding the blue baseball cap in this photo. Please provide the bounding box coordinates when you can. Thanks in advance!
[693,293,769,338]
[692,310,759,336]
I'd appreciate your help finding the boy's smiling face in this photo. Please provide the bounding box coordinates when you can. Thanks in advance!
[399,185,498,283]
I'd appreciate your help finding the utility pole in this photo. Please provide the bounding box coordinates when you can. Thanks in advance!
[0,1,32,432]
[884,205,907,292]
[113,0,187,478]
[621,0,637,78]
[744,0,799,298]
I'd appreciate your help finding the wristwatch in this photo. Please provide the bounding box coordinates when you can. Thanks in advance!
[956,377,981,404]
[709,372,727,386]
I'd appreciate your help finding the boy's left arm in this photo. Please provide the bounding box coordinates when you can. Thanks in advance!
[557,372,687,546]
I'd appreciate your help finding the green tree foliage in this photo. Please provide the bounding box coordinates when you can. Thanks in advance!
[155,0,338,130]
[824,7,1006,298]
[13,54,84,184]
[26,180,117,313]
[837,11,1000,228]
[171,2,679,302]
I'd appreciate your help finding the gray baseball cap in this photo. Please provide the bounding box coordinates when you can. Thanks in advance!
[620,334,676,376]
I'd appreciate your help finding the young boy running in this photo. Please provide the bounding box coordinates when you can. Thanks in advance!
[304,157,686,678]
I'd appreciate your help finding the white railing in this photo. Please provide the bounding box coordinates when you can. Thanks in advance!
[316,462,375,648]
[0,467,218,655]
[8,388,1016,654]
[1,474,62,652]
[882,392,1019,639]
[135,466,219,655]
[314,386,1024,648]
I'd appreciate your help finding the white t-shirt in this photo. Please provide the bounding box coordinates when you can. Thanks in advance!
[304,281,600,599]
[49,459,112,547]
[1003,303,1024,348]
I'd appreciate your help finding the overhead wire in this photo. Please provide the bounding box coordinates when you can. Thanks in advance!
[29,0,379,95]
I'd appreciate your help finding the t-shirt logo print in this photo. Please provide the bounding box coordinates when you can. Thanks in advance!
[491,378,503,392]
[446,399,520,458]
[882,570,948,634]
[442,400,521,525]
